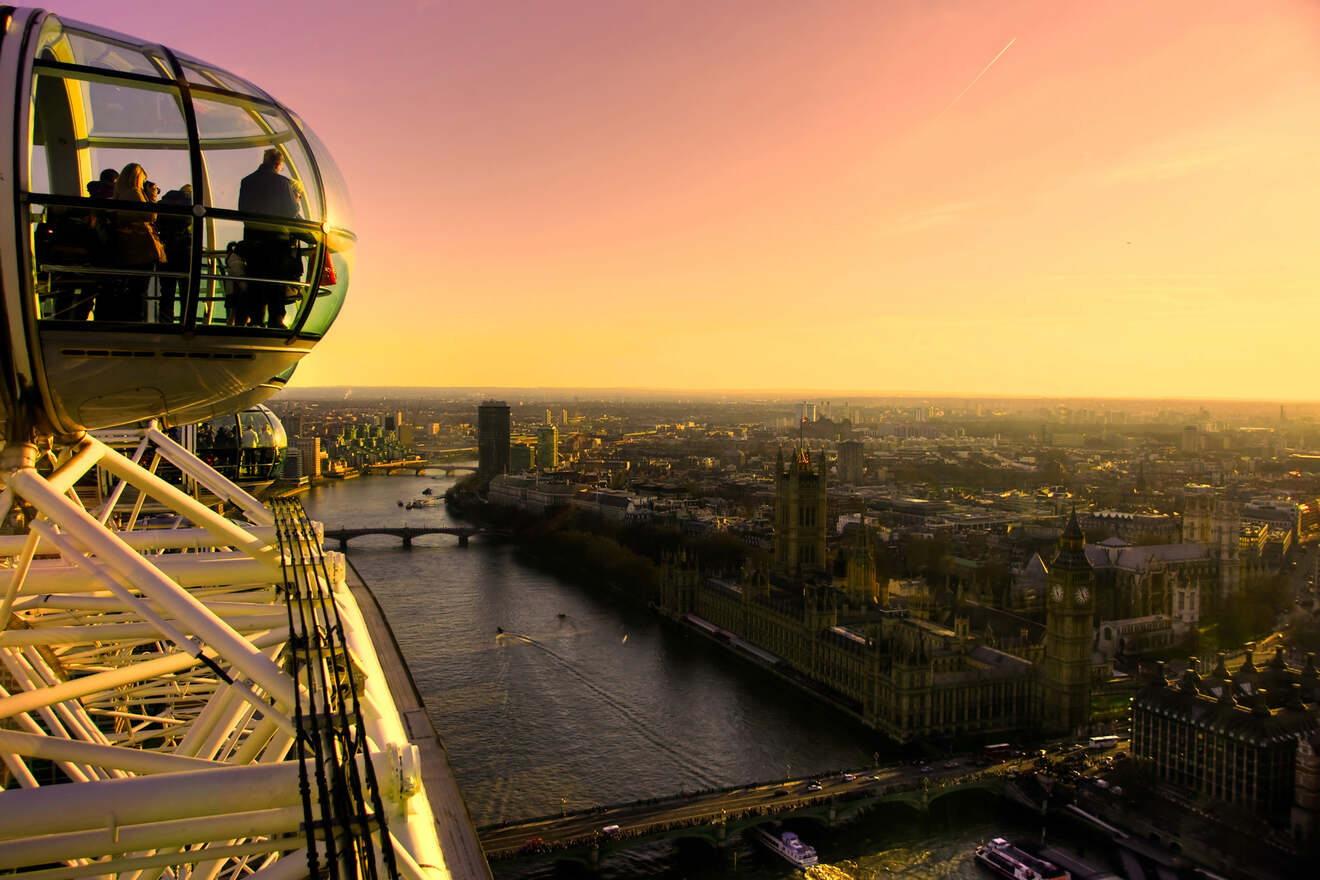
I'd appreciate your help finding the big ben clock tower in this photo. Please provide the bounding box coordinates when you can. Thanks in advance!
[1042,510,1095,733]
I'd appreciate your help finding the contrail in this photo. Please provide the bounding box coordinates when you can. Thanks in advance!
[937,37,1016,118]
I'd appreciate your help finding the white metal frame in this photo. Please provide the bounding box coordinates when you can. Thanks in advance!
[0,426,447,880]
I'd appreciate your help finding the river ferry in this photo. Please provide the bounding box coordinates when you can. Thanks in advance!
[975,838,1070,880]
[753,825,820,868]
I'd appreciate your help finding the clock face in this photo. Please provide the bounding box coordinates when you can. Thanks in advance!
[1051,584,1064,602]
[1076,586,1090,605]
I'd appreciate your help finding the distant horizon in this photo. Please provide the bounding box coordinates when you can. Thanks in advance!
[275,385,1320,407]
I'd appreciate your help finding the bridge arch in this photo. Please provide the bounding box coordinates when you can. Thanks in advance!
[324,526,479,550]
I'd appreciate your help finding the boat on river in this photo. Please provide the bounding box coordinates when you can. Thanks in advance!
[975,837,1070,880]
[752,825,819,868]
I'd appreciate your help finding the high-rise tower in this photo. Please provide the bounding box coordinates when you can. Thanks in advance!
[774,445,828,578]
[837,439,864,485]
[477,400,510,487]
[1042,510,1095,733]
[535,424,559,470]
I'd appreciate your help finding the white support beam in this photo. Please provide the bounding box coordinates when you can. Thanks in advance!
[0,807,307,870]
[7,469,295,709]
[145,427,273,527]
[0,728,220,775]
[96,440,275,557]
[0,526,280,557]
[0,615,287,647]
[2,555,282,597]
[45,439,105,495]
[0,754,381,840]
[6,839,305,880]
[0,628,288,722]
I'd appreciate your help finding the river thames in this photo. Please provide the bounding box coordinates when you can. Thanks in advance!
[302,472,1065,879]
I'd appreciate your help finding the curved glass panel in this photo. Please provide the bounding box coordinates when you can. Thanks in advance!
[43,26,170,78]
[299,229,352,337]
[172,51,274,101]
[28,69,191,197]
[195,217,318,329]
[196,405,287,481]
[195,97,318,219]
[291,115,354,233]
[31,201,192,323]
[28,65,195,326]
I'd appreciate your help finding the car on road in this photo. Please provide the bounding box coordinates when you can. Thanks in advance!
[601,825,621,836]
[772,788,789,797]
[840,773,856,782]
[921,765,933,773]
[806,781,822,792]
[943,760,958,769]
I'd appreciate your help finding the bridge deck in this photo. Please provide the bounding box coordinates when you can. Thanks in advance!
[345,559,493,879]
[479,760,1017,860]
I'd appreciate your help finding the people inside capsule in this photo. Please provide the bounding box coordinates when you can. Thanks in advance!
[156,184,192,324]
[101,162,165,323]
[87,168,117,200]
[237,148,304,329]
[36,194,99,321]
[224,241,248,325]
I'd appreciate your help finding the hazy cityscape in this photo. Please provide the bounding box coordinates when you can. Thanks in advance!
[257,386,1320,877]
[5,2,1320,880]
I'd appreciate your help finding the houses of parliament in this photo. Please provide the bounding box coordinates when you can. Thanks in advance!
[657,445,1094,743]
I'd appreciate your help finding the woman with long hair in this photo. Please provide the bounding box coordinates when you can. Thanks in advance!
[102,161,166,322]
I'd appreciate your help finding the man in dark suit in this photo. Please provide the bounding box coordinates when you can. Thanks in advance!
[237,149,302,327]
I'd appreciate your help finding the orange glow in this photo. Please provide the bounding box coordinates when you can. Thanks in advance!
[52,0,1320,396]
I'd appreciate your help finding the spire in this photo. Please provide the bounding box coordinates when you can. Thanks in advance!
[1051,505,1091,572]
[1063,506,1083,541]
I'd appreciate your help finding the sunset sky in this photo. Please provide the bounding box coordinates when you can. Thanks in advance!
[45,1,1320,398]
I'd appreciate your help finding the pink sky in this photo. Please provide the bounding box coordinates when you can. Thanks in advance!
[45,0,1320,397]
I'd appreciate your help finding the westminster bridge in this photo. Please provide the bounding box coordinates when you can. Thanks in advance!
[323,525,501,548]
[479,754,1037,866]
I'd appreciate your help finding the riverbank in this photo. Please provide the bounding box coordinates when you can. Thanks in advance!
[341,556,493,879]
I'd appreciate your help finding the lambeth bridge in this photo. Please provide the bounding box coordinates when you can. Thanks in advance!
[479,755,1038,866]
[323,525,498,549]
[361,459,479,476]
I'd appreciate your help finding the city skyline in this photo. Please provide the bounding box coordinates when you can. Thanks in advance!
[43,0,1320,398]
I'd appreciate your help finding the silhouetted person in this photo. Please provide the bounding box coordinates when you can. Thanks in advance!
[103,162,164,322]
[156,184,192,323]
[237,149,302,328]
[241,422,259,477]
[86,168,117,200]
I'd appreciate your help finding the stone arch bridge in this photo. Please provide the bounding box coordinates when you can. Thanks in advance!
[480,761,1027,868]
[322,525,499,549]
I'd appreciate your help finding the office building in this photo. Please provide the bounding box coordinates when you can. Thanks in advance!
[477,400,510,487]
[838,440,864,484]
[535,424,559,470]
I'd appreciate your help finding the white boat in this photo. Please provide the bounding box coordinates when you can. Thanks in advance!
[975,838,1070,880]
[753,825,819,868]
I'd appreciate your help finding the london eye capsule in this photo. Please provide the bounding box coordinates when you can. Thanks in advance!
[0,9,354,439]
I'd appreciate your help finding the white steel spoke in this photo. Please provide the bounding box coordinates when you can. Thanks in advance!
[0,431,439,880]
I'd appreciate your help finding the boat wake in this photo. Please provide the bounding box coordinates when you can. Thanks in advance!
[498,629,719,787]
